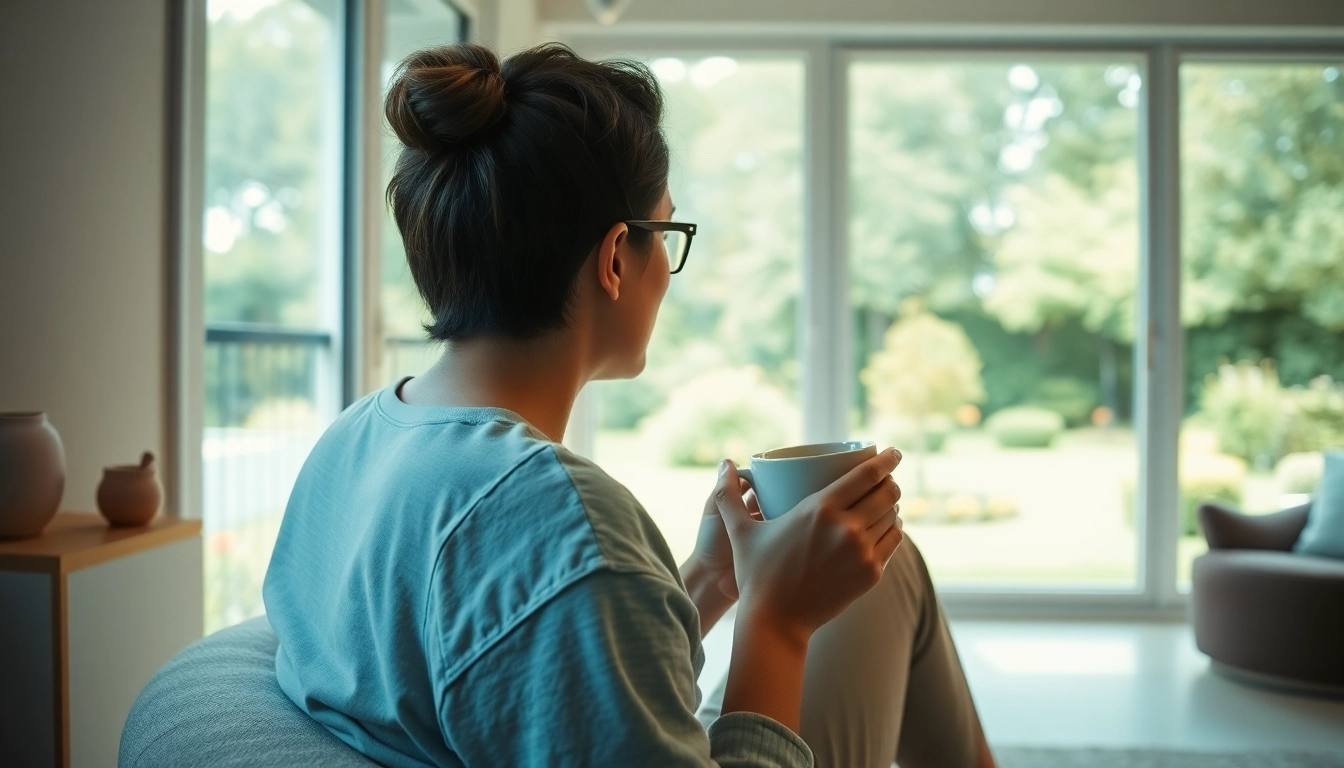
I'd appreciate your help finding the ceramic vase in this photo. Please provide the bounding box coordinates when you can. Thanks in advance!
[0,412,66,539]
[97,451,162,527]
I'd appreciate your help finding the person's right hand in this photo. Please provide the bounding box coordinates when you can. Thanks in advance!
[712,448,904,643]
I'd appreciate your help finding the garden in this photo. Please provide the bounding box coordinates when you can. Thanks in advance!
[593,58,1344,588]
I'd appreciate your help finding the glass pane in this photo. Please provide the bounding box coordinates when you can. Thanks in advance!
[1178,62,1344,584]
[848,59,1142,587]
[202,0,345,631]
[377,2,466,384]
[591,57,805,564]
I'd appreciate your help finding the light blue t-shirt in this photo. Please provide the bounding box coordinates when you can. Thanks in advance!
[262,380,811,768]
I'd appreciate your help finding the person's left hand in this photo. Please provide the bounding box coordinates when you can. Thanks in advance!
[690,476,761,601]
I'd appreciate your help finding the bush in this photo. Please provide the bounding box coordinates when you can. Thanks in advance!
[1283,376,1344,456]
[880,414,954,454]
[1179,453,1246,536]
[1120,452,1247,536]
[1198,363,1344,468]
[1275,451,1324,495]
[639,367,800,467]
[243,398,318,431]
[1028,377,1100,428]
[985,406,1065,448]
[1198,360,1285,468]
[862,299,985,426]
[597,377,663,430]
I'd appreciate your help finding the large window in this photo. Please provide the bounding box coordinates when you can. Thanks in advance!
[590,56,805,562]
[557,40,1344,611]
[847,57,1142,587]
[188,17,1344,620]
[375,1,467,386]
[1177,61,1344,583]
[200,0,465,631]
[202,0,347,631]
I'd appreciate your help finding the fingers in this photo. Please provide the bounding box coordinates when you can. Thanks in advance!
[827,448,902,510]
[874,519,904,564]
[713,460,753,527]
[851,475,902,526]
[743,486,764,521]
[867,504,899,536]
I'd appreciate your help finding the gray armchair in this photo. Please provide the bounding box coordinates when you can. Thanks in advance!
[120,617,379,767]
[1191,501,1344,696]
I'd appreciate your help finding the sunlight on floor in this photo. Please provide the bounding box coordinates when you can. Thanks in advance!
[699,618,1344,752]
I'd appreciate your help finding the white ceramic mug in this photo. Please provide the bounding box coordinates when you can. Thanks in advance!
[737,441,878,520]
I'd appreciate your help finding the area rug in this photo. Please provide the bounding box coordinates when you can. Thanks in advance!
[994,748,1344,768]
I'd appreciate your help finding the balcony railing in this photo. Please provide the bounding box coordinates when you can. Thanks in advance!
[202,323,440,629]
[203,322,333,629]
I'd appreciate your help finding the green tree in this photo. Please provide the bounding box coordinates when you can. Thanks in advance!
[600,59,805,429]
[1182,65,1344,330]
[862,299,985,430]
[986,163,1138,342]
[848,61,1140,420]
[204,0,339,328]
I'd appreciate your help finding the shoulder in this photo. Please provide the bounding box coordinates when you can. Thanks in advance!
[426,442,683,684]
[543,443,681,579]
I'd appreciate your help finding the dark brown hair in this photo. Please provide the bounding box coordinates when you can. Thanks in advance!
[384,42,669,341]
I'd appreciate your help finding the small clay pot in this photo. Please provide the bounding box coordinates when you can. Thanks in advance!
[0,412,66,539]
[97,451,162,527]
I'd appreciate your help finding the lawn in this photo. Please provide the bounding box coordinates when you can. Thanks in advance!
[593,427,1287,589]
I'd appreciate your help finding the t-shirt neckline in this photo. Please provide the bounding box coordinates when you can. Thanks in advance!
[376,376,537,431]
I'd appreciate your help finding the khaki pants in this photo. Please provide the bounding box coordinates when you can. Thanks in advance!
[696,538,982,768]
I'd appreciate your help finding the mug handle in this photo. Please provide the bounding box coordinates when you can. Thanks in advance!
[736,467,753,488]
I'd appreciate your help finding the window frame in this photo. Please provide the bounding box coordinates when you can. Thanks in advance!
[170,0,474,630]
[171,12,1344,619]
[562,30,1344,619]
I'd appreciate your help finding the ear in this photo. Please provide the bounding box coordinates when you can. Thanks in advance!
[595,222,630,302]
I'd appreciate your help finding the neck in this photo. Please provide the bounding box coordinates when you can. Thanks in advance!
[400,330,590,443]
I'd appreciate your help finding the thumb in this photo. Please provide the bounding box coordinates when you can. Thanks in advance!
[713,460,752,529]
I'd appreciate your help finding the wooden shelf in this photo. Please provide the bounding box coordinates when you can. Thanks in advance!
[0,512,201,575]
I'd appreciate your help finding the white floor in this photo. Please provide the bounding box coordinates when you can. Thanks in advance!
[700,617,1344,752]
[953,621,1344,752]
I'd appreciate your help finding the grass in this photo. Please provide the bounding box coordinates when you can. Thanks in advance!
[593,426,1295,589]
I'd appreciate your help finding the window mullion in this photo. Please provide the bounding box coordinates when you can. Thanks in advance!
[803,41,849,444]
[1137,44,1183,608]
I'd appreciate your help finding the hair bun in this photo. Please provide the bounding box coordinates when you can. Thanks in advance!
[385,44,507,151]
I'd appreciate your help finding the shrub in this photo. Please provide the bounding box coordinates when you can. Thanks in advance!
[1028,377,1100,428]
[1198,360,1285,468]
[1199,364,1344,468]
[985,406,1065,448]
[862,299,985,426]
[1275,451,1324,495]
[880,413,954,454]
[1179,452,1246,536]
[639,367,800,467]
[597,376,664,430]
[1120,452,1247,536]
[243,397,318,431]
[945,495,983,522]
[1283,376,1344,456]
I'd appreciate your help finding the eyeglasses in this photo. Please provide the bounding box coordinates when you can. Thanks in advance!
[626,220,698,275]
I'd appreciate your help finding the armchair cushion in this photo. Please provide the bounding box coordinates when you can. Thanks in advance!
[1295,449,1344,559]
[120,616,378,768]
[1199,502,1309,551]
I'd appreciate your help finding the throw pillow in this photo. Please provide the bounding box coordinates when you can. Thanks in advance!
[1294,449,1344,559]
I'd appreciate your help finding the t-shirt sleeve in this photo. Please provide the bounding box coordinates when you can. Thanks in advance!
[436,568,813,768]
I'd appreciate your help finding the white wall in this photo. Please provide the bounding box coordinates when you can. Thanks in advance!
[471,0,545,52]
[541,0,1344,31]
[0,0,169,514]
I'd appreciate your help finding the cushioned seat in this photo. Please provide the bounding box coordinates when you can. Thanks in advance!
[120,616,379,768]
[1191,503,1344,695]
